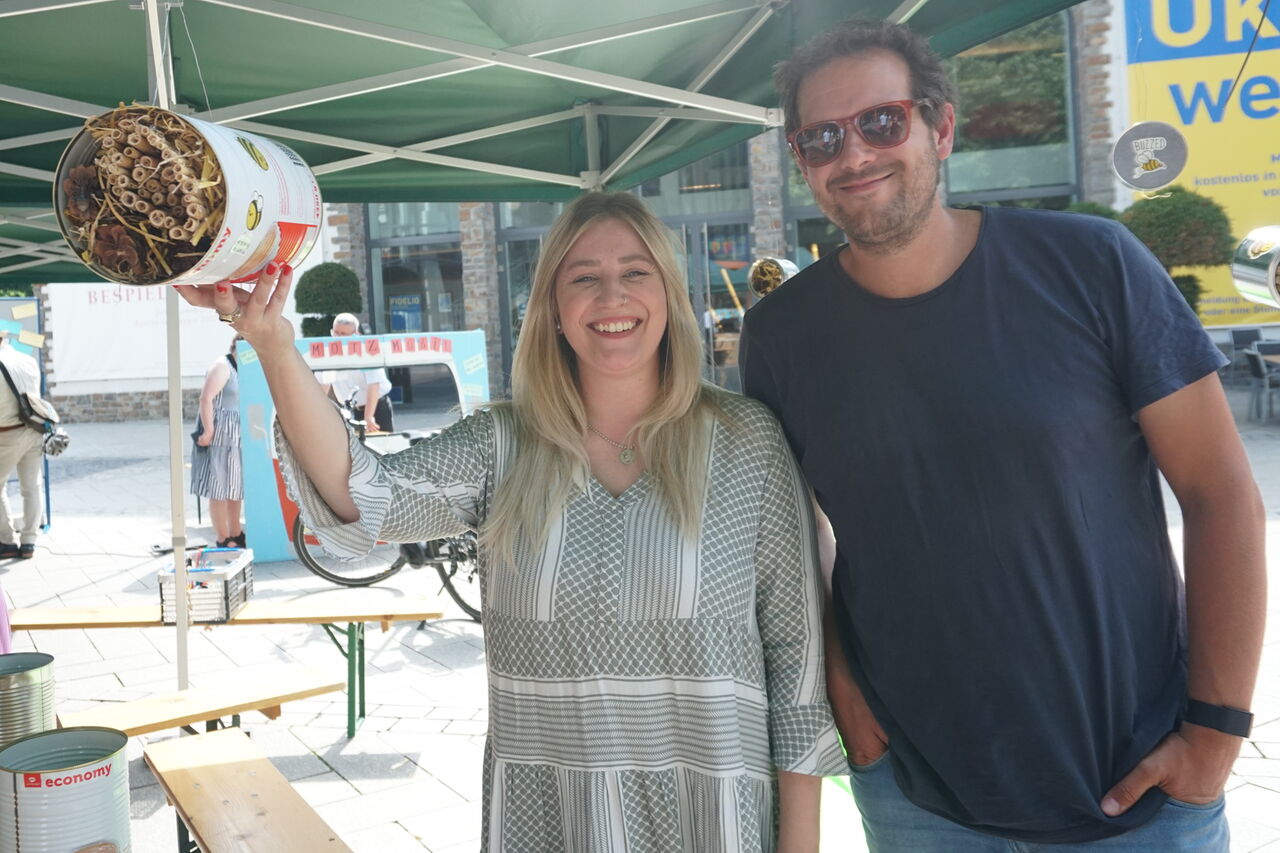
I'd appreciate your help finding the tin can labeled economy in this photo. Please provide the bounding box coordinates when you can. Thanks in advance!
[0,727,130,852]
[1232,226,1280,310]
[0,653,56,751]
[54,106,321,286]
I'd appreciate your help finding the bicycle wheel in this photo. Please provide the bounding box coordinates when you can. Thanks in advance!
[293,514,406,587]
[432,534,481,622]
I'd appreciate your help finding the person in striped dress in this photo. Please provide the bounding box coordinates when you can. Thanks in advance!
[177,194,846,852]
[190,334,244,548]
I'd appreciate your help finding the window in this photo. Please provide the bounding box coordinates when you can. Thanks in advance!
[946,13,1075,197]
[636,178,661,197]
[499,202,563,230]
[374,243,463,333]
[368,203,460,239]
[679,142,749,193]
[795,218,845,268]
[503,238,540,348]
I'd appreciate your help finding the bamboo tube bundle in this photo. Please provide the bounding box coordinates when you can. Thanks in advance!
[55,105,228,284]
[56,104,322,286]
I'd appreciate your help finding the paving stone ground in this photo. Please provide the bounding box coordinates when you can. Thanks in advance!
[4,388,1279,851]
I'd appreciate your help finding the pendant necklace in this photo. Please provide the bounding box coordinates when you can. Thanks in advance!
[588,425,636,465]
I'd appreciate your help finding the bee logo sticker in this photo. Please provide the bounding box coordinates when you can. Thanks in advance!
[1132,141,1167,179]
[236,136,270,171]
[1112,122,1187,191]
[245,192,264,231]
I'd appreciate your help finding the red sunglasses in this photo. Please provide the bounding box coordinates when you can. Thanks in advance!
[787,99,926,167]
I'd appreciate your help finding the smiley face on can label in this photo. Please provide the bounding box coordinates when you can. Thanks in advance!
[245,192,264,230]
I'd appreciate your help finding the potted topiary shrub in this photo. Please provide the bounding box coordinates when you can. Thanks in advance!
[1118,186,1234,315]
[294,262,362,337]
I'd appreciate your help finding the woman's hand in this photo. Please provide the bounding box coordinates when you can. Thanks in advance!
[173,262,296,359]
[196,429,214,447]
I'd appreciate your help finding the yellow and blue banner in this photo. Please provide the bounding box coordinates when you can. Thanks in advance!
[1126,0,1280,325]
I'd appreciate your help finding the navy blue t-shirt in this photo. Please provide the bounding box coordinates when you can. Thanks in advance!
[739,206,1227,843]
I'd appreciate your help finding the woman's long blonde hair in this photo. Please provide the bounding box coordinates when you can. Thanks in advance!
[482,191,720,562]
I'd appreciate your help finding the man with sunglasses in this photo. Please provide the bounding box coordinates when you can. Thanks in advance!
[740,18,1263,852]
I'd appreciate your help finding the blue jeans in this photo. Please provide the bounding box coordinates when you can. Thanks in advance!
[848,752,1229,852]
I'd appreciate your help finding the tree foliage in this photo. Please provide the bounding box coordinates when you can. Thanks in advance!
[950,15,1068,153]
[1118,186,1234,270]
[1170,274,1205,315]
[295,262,361,313]
[295,262,361,338]
[1115,186,1233,317]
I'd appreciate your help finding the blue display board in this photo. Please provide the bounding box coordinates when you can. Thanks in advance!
[237,329,489,562]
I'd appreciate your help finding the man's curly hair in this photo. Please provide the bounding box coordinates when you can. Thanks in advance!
[774,19,958,136]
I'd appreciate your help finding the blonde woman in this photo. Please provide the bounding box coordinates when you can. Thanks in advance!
[176,193,844,852]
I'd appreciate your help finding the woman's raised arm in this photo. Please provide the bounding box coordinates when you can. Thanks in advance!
[175,264,358,522]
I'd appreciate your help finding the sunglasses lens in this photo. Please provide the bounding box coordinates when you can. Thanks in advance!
[858,104,910,147]
[794,123,843,166]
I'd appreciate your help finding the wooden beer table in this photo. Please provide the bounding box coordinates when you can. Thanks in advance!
[10,594,444,737]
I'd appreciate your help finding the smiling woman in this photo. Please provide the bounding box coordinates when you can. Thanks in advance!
[176,190,845,850]
[553,217,669,389]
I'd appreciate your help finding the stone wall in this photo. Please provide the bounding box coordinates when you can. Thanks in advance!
[749,129,787,258]
[51,389,201,423]
[1071,0,1119,208]
[460,202,505,398]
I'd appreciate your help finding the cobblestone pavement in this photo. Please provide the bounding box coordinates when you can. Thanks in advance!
[3,389,1279,851]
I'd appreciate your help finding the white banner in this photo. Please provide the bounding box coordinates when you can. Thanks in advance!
[47,284,231,384]
[45,280,307,390]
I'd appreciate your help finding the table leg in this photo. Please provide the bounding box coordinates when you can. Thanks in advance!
[321,621,367,738]
[357,621,366,721]
[176,814,198,853]
[347,622,357,738]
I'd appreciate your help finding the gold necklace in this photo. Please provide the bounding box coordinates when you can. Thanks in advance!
[587,425,636,465]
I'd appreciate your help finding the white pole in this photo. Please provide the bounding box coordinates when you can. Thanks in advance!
[143,0,189,690]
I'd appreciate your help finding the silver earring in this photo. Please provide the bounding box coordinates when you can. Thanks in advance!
[555,319,562,333]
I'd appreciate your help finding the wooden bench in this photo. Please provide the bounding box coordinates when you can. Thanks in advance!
[145,727,352,853]
[58,667,343,736]
[11,594,445,737]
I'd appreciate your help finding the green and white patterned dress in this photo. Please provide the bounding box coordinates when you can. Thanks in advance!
[280,393,846,852]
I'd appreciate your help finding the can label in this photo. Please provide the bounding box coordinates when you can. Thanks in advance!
[20,763,113,788]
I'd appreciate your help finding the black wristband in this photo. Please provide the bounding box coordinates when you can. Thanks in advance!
[1183,699,1253,737]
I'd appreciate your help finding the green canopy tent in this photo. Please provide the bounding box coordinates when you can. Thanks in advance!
[0,0,1082,682]
[0,0,1085,279]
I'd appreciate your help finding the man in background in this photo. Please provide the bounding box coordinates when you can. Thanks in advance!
[0,334,44,559]
[318,312,395,432]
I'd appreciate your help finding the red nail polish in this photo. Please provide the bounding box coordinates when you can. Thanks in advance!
[281,263,293,275]
[265,262,279,276]
[215,283,228,293]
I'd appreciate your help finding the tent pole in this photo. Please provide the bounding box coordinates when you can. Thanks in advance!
[583,106,602,191]
[144,0,189,691]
